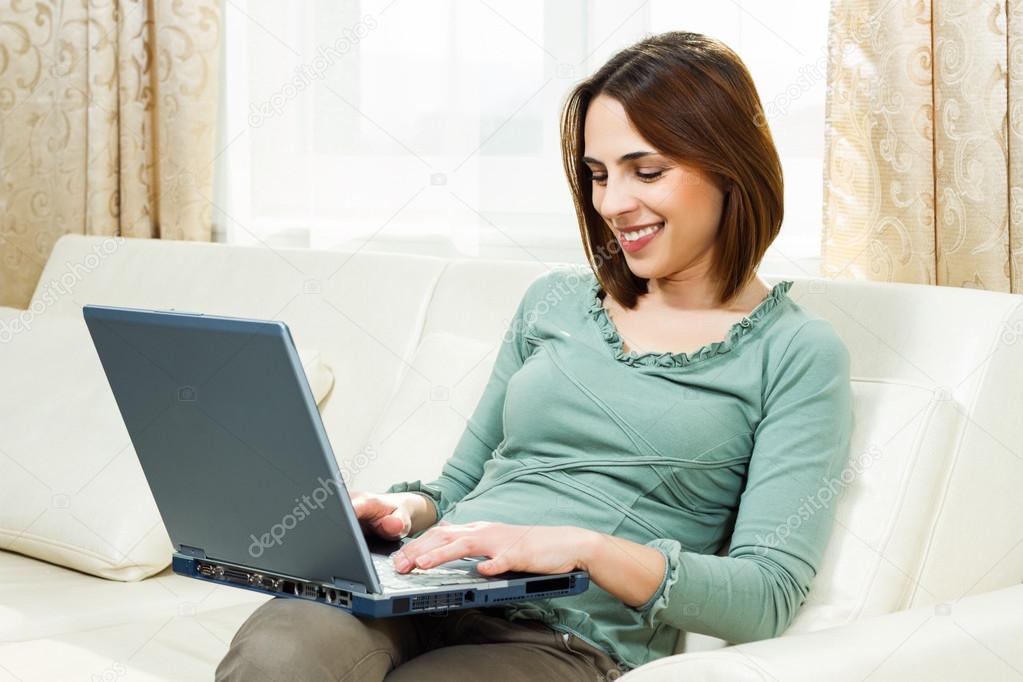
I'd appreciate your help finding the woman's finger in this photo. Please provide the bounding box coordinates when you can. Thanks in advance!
[394,524,473,570]
[351,495,385,521]
[411,536,479,569]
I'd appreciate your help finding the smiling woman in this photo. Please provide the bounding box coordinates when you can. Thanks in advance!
[562,32,785,313]
[216,31,853,682]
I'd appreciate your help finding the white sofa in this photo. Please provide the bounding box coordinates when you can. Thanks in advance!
[1,234,1021,681]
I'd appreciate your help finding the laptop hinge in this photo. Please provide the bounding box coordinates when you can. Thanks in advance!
[179,544,208,559]
[331,577,367,592]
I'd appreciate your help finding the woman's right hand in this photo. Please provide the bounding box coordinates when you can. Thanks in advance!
[350,491,436,540]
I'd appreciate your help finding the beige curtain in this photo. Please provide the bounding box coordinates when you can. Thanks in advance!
[823,0,1023,293]
[0,0,221,309]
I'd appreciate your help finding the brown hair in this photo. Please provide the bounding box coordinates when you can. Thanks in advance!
[560,31,784,308]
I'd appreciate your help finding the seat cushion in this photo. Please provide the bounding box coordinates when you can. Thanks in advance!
[0,600,263,681]
[0,550,270,644]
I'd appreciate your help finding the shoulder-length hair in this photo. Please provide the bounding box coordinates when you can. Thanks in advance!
[560,31,784,309]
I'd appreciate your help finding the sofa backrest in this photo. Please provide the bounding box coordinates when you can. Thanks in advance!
[26,234,1023,641]
[777,278,1023,634]
[28,234,450,461]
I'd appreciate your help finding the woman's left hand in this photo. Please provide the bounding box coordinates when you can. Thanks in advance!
[391,520,596,576]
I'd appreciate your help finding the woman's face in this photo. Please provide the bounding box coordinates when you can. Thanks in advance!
[583,94,727,283]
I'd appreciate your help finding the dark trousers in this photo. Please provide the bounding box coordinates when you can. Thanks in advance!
[216,597,627,681]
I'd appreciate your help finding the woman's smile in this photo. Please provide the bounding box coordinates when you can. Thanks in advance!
[617,222,664,253]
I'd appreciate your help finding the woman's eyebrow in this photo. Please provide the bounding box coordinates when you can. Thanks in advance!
[582,151,659,165]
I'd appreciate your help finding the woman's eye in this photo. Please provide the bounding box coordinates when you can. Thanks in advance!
[589,170,662,184]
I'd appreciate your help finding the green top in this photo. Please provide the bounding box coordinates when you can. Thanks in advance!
[386,266,854,671]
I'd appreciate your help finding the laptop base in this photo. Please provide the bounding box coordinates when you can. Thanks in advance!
[172,553,589,618]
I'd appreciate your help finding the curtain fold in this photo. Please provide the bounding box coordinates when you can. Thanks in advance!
[823,0,1023,293]
[0,0,221,308]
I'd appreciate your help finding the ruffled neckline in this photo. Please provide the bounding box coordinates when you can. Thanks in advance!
[587,275,794,368]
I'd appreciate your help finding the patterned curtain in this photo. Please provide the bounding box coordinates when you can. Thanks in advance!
[0,0,221,308]
[823,0,1023,293]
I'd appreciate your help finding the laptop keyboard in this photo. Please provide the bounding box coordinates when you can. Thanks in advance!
[371,554,493,591]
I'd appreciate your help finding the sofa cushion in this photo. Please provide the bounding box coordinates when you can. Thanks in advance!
[350,260,549,494]
[352,331,498,494]
[786,379,965,633]
[0,306,24,327]
[0,599,263,681]
[0,312,333,582]
[294,346,335,405]
[26,234,453,479]
[0,550,269,643]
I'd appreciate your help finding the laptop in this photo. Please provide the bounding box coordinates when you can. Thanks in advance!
[82,304,589,617]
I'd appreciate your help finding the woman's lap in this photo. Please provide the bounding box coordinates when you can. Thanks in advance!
[382,641,595,682]
[215,597,623,682]
[215,597,421,681]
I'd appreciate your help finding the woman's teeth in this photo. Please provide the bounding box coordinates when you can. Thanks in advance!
[620,223,664,242]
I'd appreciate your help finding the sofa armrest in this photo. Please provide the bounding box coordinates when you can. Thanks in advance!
[623,584,1023,681]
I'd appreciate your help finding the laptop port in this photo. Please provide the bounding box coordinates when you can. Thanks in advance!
[327,589,352,608]
[221,566,252,585]
[464,591,475,602]
[281,580,299,596]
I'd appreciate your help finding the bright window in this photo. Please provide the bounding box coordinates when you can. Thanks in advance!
[216,1,829,272]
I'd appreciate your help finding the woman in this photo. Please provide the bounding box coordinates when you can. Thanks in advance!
[217,30,854,681]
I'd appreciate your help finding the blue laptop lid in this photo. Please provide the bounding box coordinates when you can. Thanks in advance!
[82,304,381,592]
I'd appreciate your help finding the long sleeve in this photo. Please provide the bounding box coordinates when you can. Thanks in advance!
[630,318,855,643]
[384,273,545,532]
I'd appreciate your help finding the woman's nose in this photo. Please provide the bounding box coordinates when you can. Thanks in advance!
[597,178,640,220]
